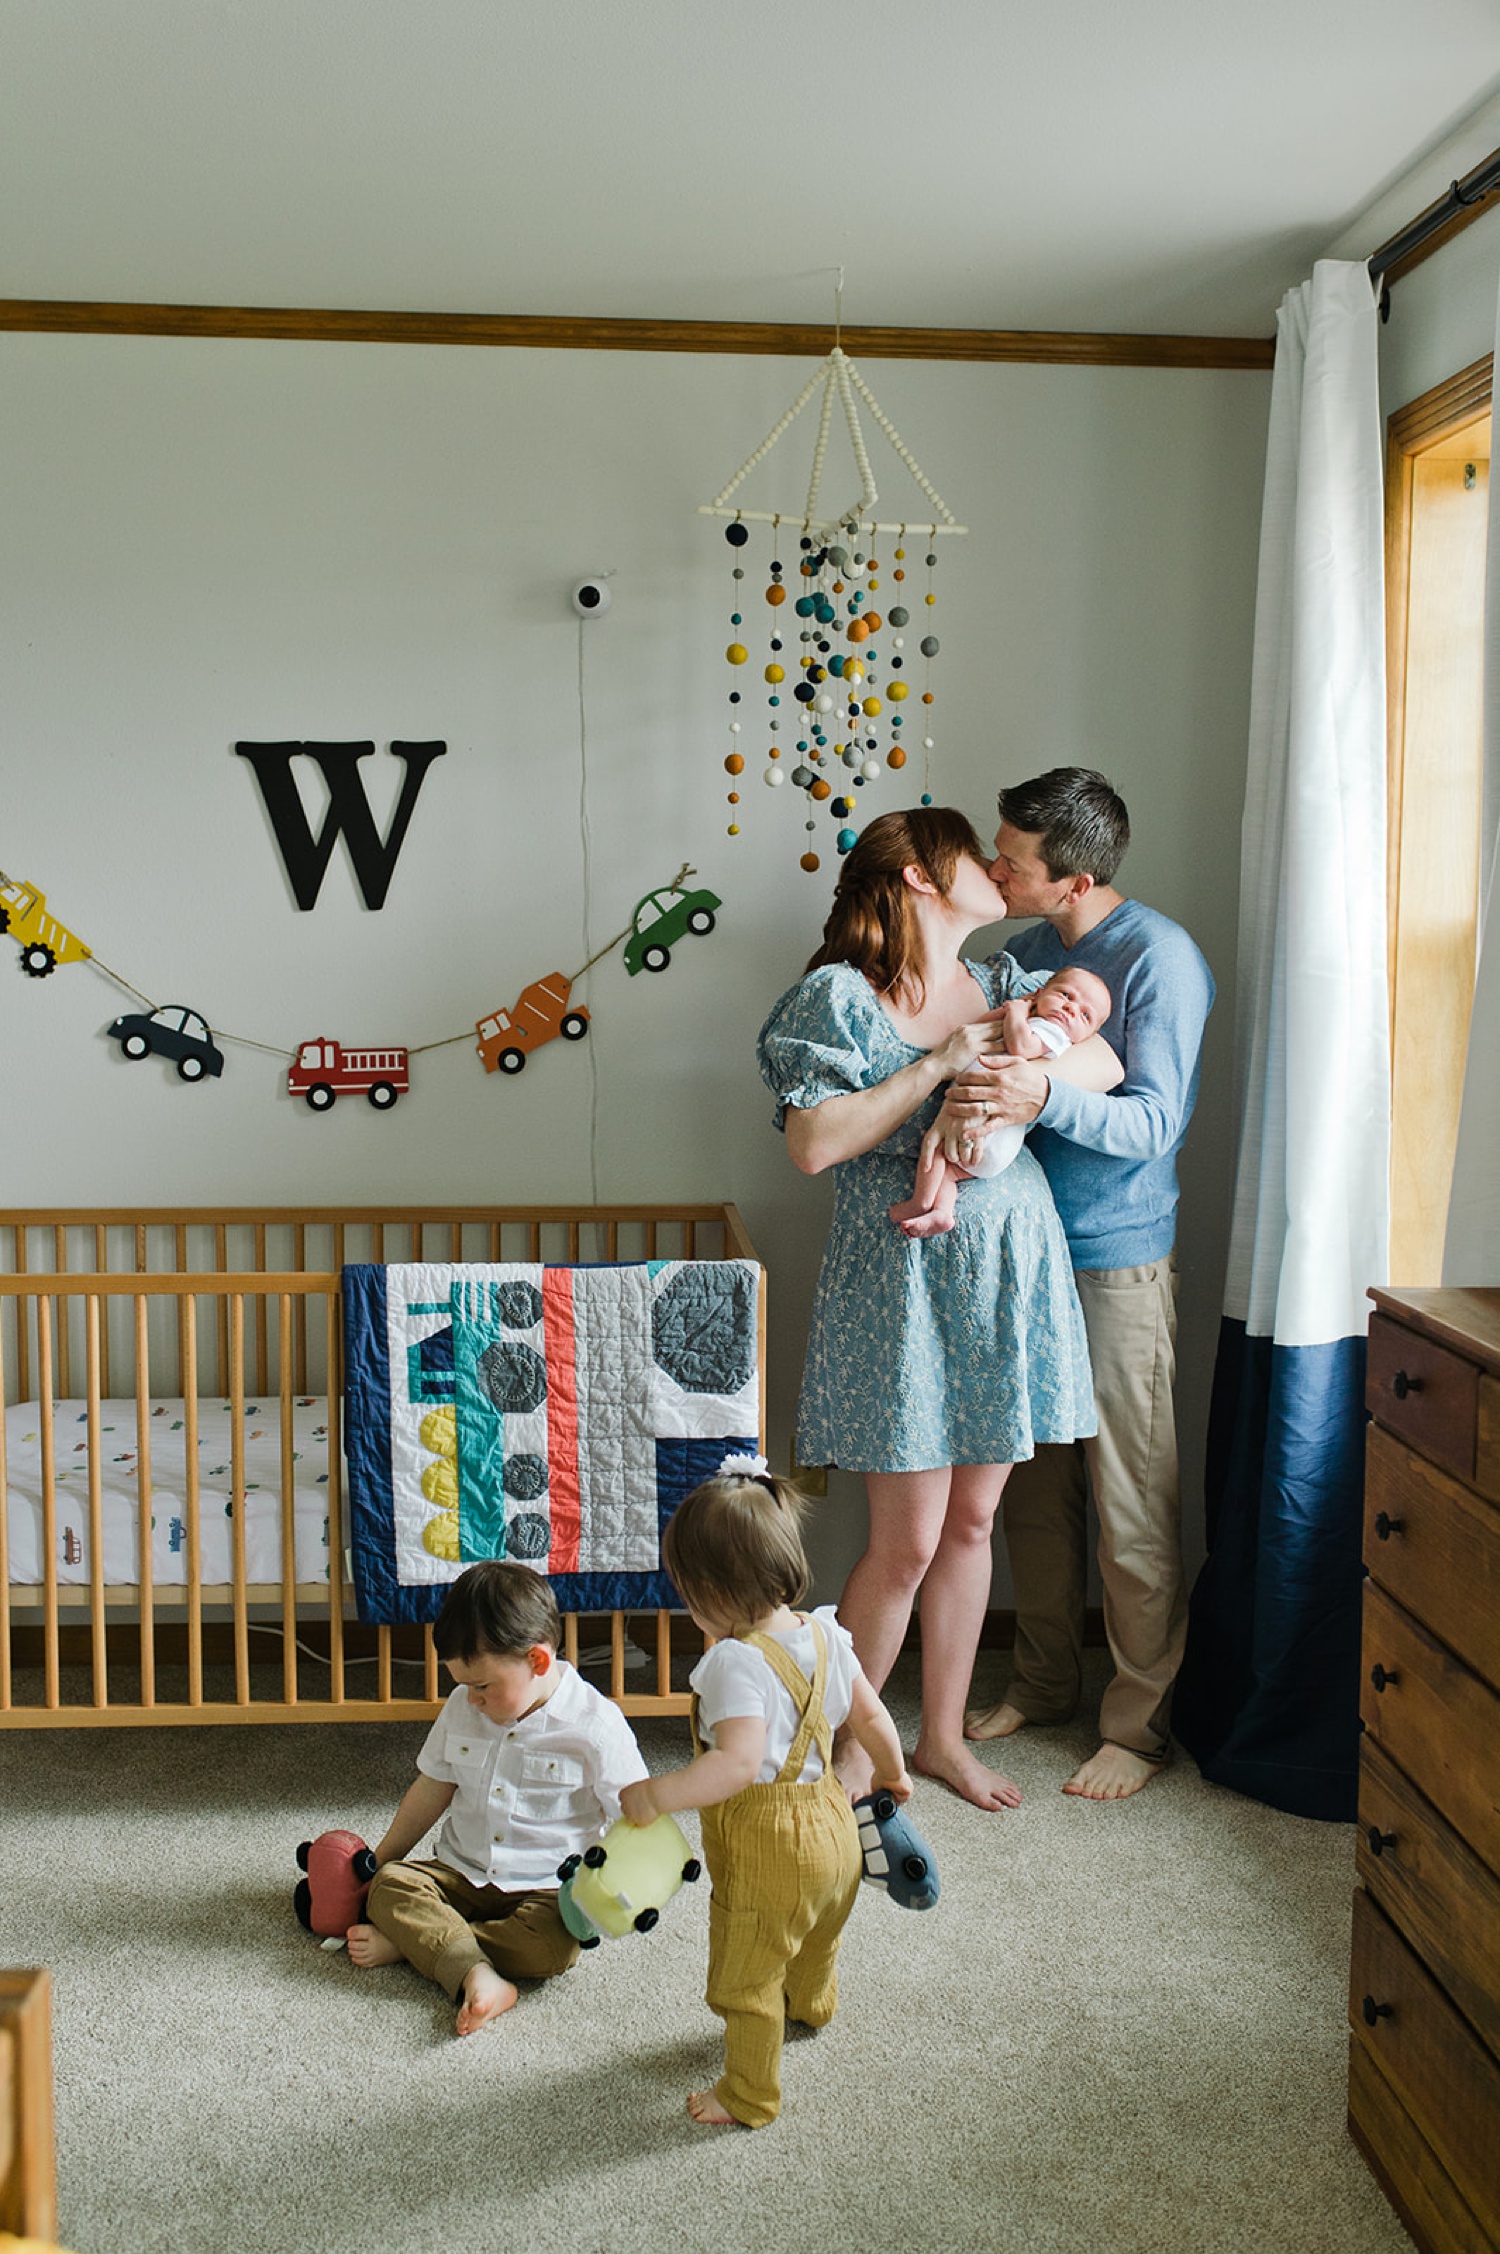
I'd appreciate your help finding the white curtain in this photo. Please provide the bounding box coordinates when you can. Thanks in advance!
[1442,270,1500,1281]
[1175,260,1388,1819]
[1224,259,1391,1344]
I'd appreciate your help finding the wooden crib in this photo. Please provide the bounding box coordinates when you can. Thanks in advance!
[0,1205,763,1729]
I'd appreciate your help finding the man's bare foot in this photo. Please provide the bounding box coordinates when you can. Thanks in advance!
[687,2087,742,2127]
[912,1738,1022,1810]
[455,1963,519,2035]
[1062,1743,1164,1801]
[963,1700,1027,1742]
[346,1923,402,1967]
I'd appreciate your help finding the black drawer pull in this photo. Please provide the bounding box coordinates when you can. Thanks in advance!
[1366,1827,1397,1858]
[1391,1370,1423,1401]
[1371,1663,1399,1693]
[1374,1512,1405,1541]
[1362,1994,1394,2028]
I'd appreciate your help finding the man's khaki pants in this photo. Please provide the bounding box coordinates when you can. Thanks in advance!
[1001,1256,1185,1759]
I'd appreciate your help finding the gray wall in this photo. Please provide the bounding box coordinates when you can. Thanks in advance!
[0,334,1269,1602]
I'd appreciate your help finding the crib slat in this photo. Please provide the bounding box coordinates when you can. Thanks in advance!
[175,1225,188,1390]
[229,1297,249,1704]
[423,1624,438,1703]
[293,1223,308,1391]
[53,1230,70,1397]
[13,1225,30,1405]
[254,1225,269,1394]
[37,1303,59,1708]
[94,1225,111,1396]
[278,1295,297,1705]
[563,1614,579,1669]
[134,1294,156,1709]
[85,1296,107,1707]
[378,1626,392,1704]
[655,1610,671,1701]
[610,1611,625,1702]
[183,1302,202,1705]
[214,1226,228,1389]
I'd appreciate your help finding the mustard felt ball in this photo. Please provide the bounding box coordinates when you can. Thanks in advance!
[766,584,787,605]
[887,680,909,702]
[861,696,882,717]
[765,663,785,684]
[887,745,907,768]
[726,643,749,664]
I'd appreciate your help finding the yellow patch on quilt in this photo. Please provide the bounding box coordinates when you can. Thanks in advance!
[419,1405,461,1556]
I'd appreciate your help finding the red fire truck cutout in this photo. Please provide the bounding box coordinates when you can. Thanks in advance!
[288,1038,410,1112]
[475,972,589,1076]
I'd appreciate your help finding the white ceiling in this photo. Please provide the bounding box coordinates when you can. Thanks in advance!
[3,0,1500,337]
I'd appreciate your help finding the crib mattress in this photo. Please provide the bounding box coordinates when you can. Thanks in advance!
[4,1395,332,1588]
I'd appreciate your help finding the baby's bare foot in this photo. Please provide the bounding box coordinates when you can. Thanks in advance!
[913,1738,1023,1810]
[346,1923,402,1967]
[455,1963,519,2035]
[1062,1743,1164,1801]
[687,2087,742,2127]
[963,1700,1027,1742]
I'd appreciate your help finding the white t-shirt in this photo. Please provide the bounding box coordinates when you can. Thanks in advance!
[416,1661,648,1890]
[689,1606,860,1785]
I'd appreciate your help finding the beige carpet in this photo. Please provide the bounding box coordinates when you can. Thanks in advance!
[0,1651,1411,2254]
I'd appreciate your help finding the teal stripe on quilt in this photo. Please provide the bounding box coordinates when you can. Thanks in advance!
[452,1278,505,1562]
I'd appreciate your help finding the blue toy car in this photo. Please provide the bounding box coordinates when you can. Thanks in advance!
[854,1790,939,1911]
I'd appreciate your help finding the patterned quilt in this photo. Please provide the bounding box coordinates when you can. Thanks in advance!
[342,1260,761,1624]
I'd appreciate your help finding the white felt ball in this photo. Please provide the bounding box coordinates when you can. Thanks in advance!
[764,765,786,786]
[861,758,883,779]
[815,692,836,713]
[728,721,741,734]
[923,737,935,750]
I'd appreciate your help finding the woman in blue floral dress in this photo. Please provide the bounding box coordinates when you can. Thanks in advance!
[757,809,1118,1810]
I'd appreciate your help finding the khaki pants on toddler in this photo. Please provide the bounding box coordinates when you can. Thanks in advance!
[366,1857,580,1999]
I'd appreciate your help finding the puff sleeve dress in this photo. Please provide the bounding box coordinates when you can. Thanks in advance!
[756,958,1095,1474]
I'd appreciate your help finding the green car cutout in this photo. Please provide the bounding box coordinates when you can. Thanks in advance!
[622,885,721,976]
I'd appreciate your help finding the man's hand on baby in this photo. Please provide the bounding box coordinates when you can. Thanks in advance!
[947,1052,1049,1127]
[619,1780,660,1828]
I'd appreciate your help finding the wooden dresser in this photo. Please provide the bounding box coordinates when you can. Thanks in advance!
[1350,1286,1500,2254]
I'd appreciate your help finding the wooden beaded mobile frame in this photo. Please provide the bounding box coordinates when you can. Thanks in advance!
[701,344,966,871]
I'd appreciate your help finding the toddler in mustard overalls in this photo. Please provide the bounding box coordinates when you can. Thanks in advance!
[620,1456,912,2127]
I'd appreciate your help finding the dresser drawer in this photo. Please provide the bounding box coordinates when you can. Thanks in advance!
[1365,1424,1500,1692]
[1358,1739,1500,2063]
[1368,1314,1479,1483]
[1349,2036,1495,2254]
[1478,1374,1500,1506]
[1350,1888,1500,2246]
[1360,1581,1500,1873]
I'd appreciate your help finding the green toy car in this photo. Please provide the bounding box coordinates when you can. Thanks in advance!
[622,886,721,977]
[556,1814,702,1945]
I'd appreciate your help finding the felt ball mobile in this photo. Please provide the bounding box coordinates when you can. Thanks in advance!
[702,344,966,869]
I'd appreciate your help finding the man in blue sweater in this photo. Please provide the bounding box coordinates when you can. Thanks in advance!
[947,769,1215,1800]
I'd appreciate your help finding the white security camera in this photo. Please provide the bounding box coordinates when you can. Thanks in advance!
[572,578,612,617]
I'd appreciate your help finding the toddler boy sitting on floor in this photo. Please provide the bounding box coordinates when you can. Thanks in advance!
[347,1558,647,2033]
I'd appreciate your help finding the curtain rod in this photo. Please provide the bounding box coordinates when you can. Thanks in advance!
[1367,144,1500,306]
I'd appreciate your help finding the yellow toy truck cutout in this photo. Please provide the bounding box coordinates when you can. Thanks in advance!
[0,874,92,977]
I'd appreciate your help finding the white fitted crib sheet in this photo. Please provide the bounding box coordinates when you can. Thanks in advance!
[4,1395,333,1588]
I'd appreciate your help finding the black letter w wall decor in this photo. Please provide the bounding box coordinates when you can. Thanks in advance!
[234,741,447,910]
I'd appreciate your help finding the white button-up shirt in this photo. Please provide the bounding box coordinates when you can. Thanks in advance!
[416,1662,648,1891]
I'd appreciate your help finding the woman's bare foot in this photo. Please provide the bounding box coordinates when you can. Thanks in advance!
[913,1738,1022,1810]
[963,1700,1027,1742]
[1062,1743,1164,1800]
[455,1963,519,2035]
[346,1923,402,1967]
[687,2087,742,2127]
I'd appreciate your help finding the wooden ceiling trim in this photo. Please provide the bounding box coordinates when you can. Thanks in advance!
[0,299,1275,370]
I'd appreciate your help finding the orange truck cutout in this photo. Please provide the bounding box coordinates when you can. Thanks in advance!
[288,1039,410,1112]
[475,973,589,1076]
